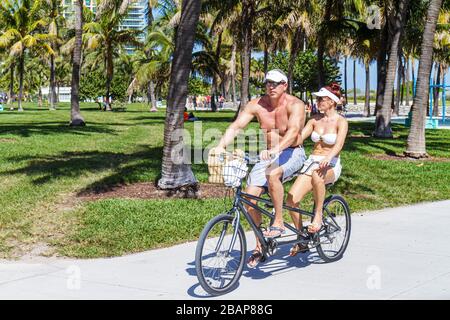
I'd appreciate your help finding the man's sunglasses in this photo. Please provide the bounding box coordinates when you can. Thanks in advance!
[265,81,286,88]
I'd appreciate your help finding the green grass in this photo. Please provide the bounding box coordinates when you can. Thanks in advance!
[1,102,449,258]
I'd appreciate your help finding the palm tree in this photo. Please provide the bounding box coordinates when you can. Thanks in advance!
[432,6,450,115]
[70,0,85,126]
[374,0,410,138]
[158,0,201,191]
[84,0,141,110]
[0,56,16,109]
[276,0,316,94]
[0,0,54,112]
[146,0,159,111]
[41,0,66,110]
[405,0,444,158]
[26,56,48,108]
[131,28,172,110]
[205,0,270,109]
[352,26,379,116]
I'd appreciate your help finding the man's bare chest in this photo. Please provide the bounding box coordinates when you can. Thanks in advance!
[257,107,289,133]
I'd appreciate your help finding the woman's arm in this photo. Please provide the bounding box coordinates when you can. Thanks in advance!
[301,118,315,143]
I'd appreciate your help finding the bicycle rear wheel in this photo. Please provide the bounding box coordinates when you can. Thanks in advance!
[317,195,351,262]
[195,214,246,296]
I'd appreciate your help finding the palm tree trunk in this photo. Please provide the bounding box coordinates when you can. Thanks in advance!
[288,27,303,94]
[433,63,441,116]
[411,56,416,97]
[374,0,410,137]
[38,87,43,108]
[401,58,405,107]
[364,62,370,117]
[211,31,222,112]
[353,59,357,105]
[405,58,410,108]
[149,81,157,112]
[344,56,348,104]
[375,17,389,116]
[8,64,14,110]
[49,54,57,110]
[70,0,85,126]
[231,41,238,109]
[317,0,332,88]
[105,46,113,111]
[18,54,25,112]
[239,0,253,109]
[263,43,268,75]
[394,54,403,116]
[158,0,201,191]
[317,11,331,88]
[405,0,443,158]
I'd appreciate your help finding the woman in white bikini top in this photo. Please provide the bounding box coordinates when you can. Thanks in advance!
[285,83,348,254]
[310,131,337,145]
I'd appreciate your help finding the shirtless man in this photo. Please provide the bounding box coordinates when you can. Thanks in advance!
[213,69,306,268]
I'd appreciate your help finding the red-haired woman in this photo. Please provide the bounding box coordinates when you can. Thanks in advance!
[287,83,348,255]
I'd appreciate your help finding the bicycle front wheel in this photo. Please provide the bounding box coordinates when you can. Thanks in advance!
[317,195,351,262]
[195,214,247,296]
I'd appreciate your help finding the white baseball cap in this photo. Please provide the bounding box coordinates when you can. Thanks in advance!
[312,87,341,104]
[264,69,288,83]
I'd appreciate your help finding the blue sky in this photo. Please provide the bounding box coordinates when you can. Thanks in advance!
[251,50,450,91]
[338,58,450,91]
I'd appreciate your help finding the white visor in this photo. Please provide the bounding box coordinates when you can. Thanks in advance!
[264,69,288,83]
[312,87,341,104]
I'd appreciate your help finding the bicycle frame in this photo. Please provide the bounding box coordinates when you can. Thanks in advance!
[224,184,329,257]
[216,157,343,257]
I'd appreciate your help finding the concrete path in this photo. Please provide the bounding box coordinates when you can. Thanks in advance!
[1,200,449,299]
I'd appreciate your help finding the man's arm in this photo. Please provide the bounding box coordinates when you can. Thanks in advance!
[216,103,255,150]
[269,100,305,155]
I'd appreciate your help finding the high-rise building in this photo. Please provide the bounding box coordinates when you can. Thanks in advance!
[62,0,148,51]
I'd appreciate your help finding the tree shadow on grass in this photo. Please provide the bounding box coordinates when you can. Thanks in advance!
[346,122,450,156]
[3,146,164,188]
[0,122,117,138]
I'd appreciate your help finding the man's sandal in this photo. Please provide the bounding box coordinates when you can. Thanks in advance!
[289,243,310,257]
[263,226,286,238]
[247,250,266,268]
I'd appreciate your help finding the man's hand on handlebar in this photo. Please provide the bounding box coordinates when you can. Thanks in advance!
[259,149,278,161]
[211,146,226,155]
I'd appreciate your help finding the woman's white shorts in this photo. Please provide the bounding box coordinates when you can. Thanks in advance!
[299,154,342,183]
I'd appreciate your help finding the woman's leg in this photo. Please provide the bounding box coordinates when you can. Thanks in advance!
[286,175,313,231]
[309,168,335,232]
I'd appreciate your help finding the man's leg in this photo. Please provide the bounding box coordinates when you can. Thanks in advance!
[244,185,265,251]
[264,166,285,237]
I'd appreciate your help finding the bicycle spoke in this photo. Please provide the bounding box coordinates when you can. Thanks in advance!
[197,218,244,292]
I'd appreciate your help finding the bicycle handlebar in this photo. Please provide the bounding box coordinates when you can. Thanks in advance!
[217,151,276,163]
[216,152,335,171]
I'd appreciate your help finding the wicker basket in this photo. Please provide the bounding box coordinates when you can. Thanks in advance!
[208,149,245,184]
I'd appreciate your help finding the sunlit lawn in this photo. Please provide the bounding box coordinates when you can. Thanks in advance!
[1,102,449,258]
